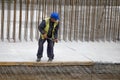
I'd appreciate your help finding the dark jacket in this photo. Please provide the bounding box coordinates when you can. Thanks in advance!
[38,19,59,39]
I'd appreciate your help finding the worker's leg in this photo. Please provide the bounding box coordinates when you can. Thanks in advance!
[47,39,54,60]
[37,38,46,59]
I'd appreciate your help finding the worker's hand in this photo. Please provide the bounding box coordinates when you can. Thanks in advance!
[43,33,47,39]
[54,39,58,43]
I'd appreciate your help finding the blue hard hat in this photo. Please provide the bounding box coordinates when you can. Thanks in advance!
[50,12,60,20]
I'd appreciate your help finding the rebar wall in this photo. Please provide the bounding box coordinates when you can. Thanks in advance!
[0,0,120,42]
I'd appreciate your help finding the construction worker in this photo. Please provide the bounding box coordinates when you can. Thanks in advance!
[36,12,60,62]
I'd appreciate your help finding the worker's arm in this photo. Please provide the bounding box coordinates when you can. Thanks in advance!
[38,20,46,34]
[38,20,47,39]
[54,23,59,42]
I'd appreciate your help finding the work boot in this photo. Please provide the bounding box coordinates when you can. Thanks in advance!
[48,58,53,62]
[36,58,41,62]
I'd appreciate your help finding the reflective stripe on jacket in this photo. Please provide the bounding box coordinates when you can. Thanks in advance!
[40,18,58,39]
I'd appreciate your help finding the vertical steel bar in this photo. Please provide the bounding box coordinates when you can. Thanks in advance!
[24,0,29,41]
[98,0,105,41]
[76,0,79,41]
[35,0,39,41]
[70,0,73,41]
[109,0,112,41]
[106,0,110,41]
[84,0,87,41]
[83,0,87,41]
[74,0,79,41]
[87,0,91,41]
[85,0,90,41]
[103,1,107,41]
[1,0,4,41]
[58,0,62,41]
[63,0,67,41]
[72,0,75,41]
[117,0,120,41]
[90,0,96,41]
[46,0,50,16]
[68,0,72,41]
[42,0,46,20]
[77,0,80,41]
[81,0,85,41]
[19,0,22,41]
[53,0,57,12]
[13,0,16,42]
[51,0,54,12]
[96,0,104,41]
[53,0,55,12]
[74,0,77,41]
[110,0,113,41]
[79,0,83,41]
[7,0,11,41]
[84,0,89,41]
[113,0,120,42]
[94,0,98,41]
[30,0,34,41]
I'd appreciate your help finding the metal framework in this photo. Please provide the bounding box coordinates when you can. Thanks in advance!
[0,0,120,42]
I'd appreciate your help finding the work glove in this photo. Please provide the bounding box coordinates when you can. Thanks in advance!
[43,33,47,39]
[53,39,58,43]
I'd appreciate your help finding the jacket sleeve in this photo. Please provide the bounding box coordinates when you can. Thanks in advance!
[54,23,59,39]
[38,20,46,34]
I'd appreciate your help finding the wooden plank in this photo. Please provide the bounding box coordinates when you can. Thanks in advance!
[0,61,94,66]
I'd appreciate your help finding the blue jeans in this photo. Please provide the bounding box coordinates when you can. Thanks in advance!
[37,38,54,59]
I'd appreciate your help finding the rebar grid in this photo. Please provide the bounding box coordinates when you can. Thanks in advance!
[0,63,119,80]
